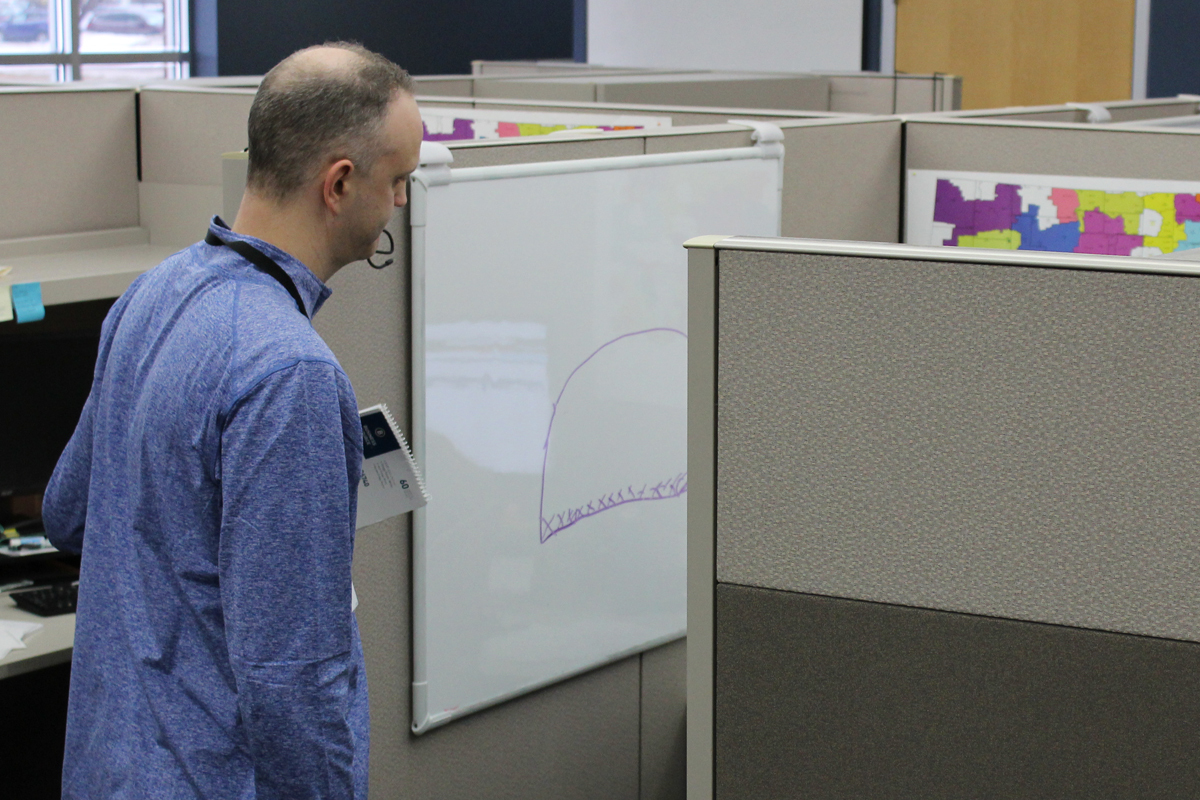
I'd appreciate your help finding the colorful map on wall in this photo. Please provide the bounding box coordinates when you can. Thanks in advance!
[421,107,671,142]
[906,169,1200,257]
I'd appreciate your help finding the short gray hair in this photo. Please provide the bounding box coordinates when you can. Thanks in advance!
[246,42,416,200]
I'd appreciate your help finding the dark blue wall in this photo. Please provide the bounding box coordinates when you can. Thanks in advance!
[861,0,881,72]
[573,0,586,63]
[207,0,574,77]
[1148,0,1200,97]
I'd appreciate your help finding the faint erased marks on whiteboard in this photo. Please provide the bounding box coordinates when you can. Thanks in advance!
[426,321,550,474]
[539,328,688,543]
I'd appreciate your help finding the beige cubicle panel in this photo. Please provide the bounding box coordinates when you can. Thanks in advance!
[412,74,476,96]
[144,76,263,89]
[0,85,179,302]
[926,95,1200,123]
[471,59,657,76]
[0,85,139,241]
[468,62,962,113]
[827,72,961,113]
[233,117,899,244]
[140,85,892,250]
[687,235,1200,800]
[415,93,851,127]
[770,117,901,242]
[905,116,1200,184]
[137,86,256,247]
[417,69,703,99]
[471,72,833,112]
[434,116,901,243]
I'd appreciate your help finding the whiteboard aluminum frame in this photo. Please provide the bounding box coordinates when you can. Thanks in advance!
[408,137,783,734]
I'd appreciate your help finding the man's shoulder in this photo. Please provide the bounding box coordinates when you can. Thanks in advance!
[225,291,345,410]
[126,243,347,402]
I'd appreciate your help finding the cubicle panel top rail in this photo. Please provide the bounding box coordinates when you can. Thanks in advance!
[911,95,1200,123]
[414,93,856,119]
[143,76,263,89]
[0,83,134,96]
[687,235,1200,280]
[138,84,257,96]
[470,60,673,76]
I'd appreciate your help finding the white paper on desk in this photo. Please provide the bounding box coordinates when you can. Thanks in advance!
[0,619,42,659]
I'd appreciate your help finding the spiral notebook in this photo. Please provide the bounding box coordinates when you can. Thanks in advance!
[357,403,428,529]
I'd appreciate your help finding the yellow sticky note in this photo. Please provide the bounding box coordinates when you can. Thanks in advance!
[0,283,12,324]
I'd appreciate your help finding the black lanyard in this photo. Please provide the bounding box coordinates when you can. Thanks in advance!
[205,229,307,318]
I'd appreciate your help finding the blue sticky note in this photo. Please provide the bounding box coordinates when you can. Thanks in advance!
[11,282,44,324]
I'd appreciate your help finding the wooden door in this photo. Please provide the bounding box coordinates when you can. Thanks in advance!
[896,0,1136,109]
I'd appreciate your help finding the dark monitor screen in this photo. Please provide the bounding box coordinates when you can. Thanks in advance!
[0,298,115,497]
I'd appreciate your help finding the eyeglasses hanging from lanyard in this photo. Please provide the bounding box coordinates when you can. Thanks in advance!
[368,229,395,270]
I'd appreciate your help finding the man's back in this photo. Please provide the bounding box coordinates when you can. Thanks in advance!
[43,224,369,799]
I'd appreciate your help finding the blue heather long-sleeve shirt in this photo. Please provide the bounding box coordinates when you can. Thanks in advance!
[42,217,368,800]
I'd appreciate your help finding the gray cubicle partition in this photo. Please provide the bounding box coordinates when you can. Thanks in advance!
[415,94,849,126]
[905,114,1200,176]
[468,62,961,114]
[470,72,833,112]
[686,235,1200,800]
[925,95,1200,124]
[219,105,900,244]
[823,72,960,114]
[903,117,1200,248]
[0,84,175,300]
[138,83,900,247]
[0,85,139,241]
[471,60,656,76]
[414,69,696,99]
[412,100,900,242]
[137,85,255,247]
[144,76,263,89]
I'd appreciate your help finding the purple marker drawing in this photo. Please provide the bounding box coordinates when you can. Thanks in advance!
[539,328,688,543]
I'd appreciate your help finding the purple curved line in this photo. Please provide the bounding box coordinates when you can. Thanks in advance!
[539,328,687,543]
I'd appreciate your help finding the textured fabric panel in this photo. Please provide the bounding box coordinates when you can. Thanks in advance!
[640,638,687,800]
[716,248,1200,641]
[714,583,1200,800]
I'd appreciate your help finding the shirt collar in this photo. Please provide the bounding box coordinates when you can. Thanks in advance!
[207,216,332,318]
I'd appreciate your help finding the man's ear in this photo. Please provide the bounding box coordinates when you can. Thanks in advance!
[322,158,355,215]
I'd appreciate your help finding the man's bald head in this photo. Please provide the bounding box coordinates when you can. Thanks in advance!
[246,42,416,201]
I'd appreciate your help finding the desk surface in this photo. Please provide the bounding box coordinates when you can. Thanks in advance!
[0,595,74,680]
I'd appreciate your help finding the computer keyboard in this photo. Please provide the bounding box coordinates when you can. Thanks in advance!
[10,581,78,616]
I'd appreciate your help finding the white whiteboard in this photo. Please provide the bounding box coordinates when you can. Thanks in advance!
[410,140,783,732]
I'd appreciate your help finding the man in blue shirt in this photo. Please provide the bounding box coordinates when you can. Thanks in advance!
[42,42,423,799]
